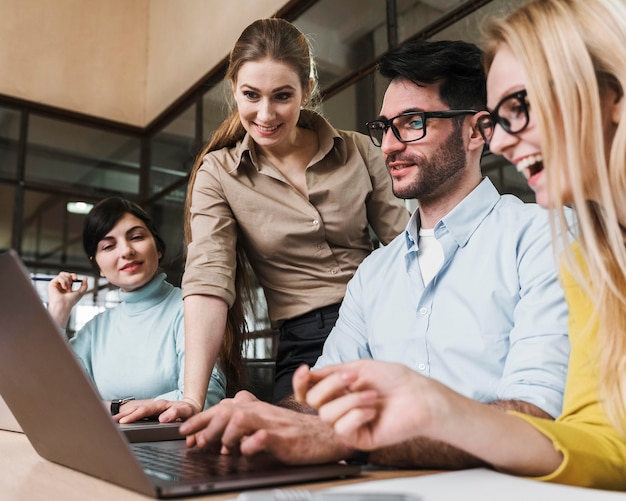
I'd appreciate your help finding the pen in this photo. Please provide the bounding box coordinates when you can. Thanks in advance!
[31,277,84,283]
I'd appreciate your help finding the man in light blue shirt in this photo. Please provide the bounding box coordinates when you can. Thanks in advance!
[308,39,569,468]
[315,178,567,418]
[177,39,569,471]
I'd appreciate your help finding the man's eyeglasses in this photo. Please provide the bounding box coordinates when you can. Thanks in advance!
[477,89,530,145]
[366,109,479,147]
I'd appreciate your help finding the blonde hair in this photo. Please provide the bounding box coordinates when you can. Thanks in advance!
[484,0,626,431]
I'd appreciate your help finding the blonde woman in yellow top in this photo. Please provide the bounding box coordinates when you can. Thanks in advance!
[294,0,626,490]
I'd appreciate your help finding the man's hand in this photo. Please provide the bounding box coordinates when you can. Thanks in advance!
[178,390,353,464]
[293,361,442,451]
[294,361,561,472]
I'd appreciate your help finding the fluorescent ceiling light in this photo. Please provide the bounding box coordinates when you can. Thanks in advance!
[66,201,94,215]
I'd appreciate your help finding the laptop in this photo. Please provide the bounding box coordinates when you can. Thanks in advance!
[0,250,360,498]
[0,358,181,441]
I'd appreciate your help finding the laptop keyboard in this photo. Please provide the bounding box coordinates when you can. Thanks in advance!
[132,443,256,481]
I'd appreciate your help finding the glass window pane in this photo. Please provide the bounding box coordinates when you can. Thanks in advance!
[429,0,527,44]
[323,72,377,136]
[202,80,231,143]
[0,183,15,251]
[0,107,20,180]
[20,190,92,271]
[293,0,387,89]
[150,103,195,197]
[148,197,186,286]
[397,0,467,44]
[26,115,141,195]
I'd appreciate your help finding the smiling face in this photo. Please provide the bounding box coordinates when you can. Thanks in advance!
[486,46,554,208]
[378,78,469,202]
[93,212,161,292]
[232,58,310,154]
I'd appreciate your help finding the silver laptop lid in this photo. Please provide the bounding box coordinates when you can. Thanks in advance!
[0,250,360,498]
[0,250,156,497]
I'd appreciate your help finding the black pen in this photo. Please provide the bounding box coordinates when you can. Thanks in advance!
[31,277,84,283]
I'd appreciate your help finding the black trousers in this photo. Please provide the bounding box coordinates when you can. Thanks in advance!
[273,303,341,403]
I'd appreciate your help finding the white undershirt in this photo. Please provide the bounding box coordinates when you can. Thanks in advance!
[417,227,444,286]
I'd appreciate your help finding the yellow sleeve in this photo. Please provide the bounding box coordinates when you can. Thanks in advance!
[511,255,626,489]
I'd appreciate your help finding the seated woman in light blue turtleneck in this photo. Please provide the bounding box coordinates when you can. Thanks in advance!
[47,197,226,423]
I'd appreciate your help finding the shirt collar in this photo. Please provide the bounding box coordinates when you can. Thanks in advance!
[233,109,347,170]
[404,177,500,249]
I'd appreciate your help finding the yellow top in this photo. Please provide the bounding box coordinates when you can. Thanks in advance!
[512,249,626,489]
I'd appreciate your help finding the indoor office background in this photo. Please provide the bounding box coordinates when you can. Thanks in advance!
[0,0,529,356]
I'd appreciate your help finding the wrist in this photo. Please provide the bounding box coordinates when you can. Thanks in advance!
[182,397,202,414]
[110,396,135,416]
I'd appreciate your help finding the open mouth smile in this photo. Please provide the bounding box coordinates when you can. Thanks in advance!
[516,154,544,181]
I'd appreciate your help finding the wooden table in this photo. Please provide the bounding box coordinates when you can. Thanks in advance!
[0,430,438,500]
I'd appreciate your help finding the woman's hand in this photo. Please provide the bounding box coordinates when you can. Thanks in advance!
[115,399,198,424]
[47,272,88,328]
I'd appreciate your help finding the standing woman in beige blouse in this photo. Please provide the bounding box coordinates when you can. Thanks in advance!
[160,18,408,418]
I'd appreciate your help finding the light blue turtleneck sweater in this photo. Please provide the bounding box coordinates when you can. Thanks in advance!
[70,273,225,408]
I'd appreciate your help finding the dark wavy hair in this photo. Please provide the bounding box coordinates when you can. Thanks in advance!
[83,197,165,273]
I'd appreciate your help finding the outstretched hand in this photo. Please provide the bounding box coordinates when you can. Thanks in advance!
[293,361,447,451]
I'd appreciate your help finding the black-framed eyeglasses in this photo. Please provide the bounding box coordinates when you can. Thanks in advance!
[477,89,530,145]
[365,109,479,147]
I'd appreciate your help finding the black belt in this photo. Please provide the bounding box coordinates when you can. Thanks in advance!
[282,302,342,330]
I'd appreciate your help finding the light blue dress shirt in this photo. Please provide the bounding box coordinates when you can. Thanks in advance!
[315,178,570,418]
[70,273,225,409]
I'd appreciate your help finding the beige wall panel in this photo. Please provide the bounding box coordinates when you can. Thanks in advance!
[0,0,149,125]
[145,0,288,126]
[0,0,288,126]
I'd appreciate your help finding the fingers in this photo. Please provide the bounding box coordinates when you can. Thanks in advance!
[178,398,272,456]
[50,272,77,291]
[179,408,219,435]
[330,407,378,450]
[293,364,356,404]
[292,364,312,403]
[304,368,358,409]
[116,400,166,424]
[158,402,195,423]
[220,406,263,450]
[179,402,236,450]
[316,389,378,427]
[239,429,269,456]
[49,272,88,298]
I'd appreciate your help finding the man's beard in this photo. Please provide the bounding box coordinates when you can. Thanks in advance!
[388,126,467,201]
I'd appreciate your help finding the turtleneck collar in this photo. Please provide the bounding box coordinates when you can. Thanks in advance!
[117,273,173,315]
